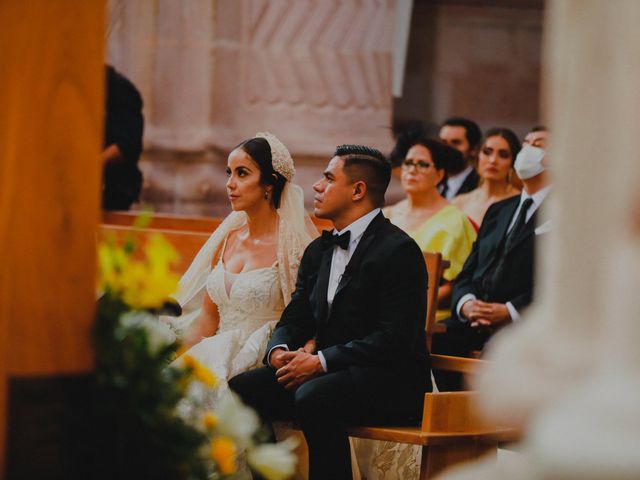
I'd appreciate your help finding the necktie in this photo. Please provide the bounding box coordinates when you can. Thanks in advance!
[321,229,351,250]
[439,181,449,199]
[504,198,534,252]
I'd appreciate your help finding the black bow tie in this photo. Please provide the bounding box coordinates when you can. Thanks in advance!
[321,229,351,250]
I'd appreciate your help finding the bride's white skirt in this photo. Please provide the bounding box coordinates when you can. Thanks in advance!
[176,321,276,410]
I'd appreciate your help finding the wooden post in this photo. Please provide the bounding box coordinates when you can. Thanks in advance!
[0,0,104,475]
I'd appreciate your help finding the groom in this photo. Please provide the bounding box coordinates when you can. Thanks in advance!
[229,145,431,479]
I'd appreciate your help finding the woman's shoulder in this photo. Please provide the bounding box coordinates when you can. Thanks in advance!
[438,203,473,223]
[382,199,407,219]
[452,190,472,207]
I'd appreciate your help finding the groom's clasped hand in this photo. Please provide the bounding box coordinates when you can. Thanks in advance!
[271,339,323,390]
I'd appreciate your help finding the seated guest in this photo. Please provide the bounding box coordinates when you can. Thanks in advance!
[438,117,482,199]
[523,125,549,148]
[384,138,476,320]
[432,144,551,390]
[388,121,426,170]
[453,128,521,229]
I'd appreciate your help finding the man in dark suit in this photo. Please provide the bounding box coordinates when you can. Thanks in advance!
[438,117,482,199]
[432,144,551,389]
[229,145,431,479]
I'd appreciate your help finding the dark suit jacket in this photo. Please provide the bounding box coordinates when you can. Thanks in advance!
[454,168,479,197]
[267,212,431,396]
[452,195,543,319]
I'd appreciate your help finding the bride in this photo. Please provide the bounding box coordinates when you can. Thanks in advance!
[165,132,318,406]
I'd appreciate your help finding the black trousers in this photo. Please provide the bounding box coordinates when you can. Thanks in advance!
[229,367,423,480]
[431,316,492,391]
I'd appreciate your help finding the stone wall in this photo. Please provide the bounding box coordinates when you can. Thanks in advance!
[395,0,543,137]
[108,0,543,215]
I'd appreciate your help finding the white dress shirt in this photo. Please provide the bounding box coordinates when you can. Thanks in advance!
[444,165,474,201]
[326,208,381,306]
[457,186,552,322]
[269,208,382,371]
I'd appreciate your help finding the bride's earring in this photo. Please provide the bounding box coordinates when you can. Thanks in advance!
[264,190,269,200]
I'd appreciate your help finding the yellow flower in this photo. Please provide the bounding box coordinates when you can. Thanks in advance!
[97,240,130,293]
[210,436,237,475]
[182,354,218,387]
[203,412,218,430]
[144,234,179,270]
[96,229,180,309]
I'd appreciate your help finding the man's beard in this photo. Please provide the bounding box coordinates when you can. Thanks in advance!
[447,151,469,175]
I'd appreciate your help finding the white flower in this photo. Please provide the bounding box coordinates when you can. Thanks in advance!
[216,391,260,447]
[119,311,176,353]
[247,437,298,480]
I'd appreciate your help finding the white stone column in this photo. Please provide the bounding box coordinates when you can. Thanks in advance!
[107,0,215,150]
[441,1,640,478]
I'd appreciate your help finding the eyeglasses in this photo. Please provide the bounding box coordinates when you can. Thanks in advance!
[401,159,434,173]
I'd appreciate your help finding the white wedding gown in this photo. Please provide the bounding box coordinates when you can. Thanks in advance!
[178,253,284,408]
[176,247,310,480]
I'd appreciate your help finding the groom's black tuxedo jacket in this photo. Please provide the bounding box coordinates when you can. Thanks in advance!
[452,194,543,318]
[267,212,431,395]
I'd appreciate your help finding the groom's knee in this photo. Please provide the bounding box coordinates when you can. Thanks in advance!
[294,377,345,422]
[228,367,268,403]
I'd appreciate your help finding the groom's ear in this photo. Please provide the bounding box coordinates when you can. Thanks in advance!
[352,180,367,201]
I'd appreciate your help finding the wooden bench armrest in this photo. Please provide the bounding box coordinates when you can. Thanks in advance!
[431,323,447,334]
[430,354,486,374]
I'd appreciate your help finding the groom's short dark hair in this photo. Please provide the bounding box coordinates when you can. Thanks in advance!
[335,144,391,208]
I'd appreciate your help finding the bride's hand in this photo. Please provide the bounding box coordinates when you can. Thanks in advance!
[301,338,317,354]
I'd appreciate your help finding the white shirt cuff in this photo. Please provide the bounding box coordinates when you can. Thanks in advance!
[456,294,477,322]
[267,344,289,367]
[506,302,520,322]
[317,350,328,372]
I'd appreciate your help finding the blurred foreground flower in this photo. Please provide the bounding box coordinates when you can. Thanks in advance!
[248,437,299,480]
[98,226,180,309]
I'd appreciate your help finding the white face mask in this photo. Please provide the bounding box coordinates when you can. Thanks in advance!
[514,144,545,180]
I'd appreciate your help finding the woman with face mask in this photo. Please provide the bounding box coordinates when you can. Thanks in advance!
[453,128,521,229]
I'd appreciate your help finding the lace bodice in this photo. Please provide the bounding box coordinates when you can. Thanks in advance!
[206,260,284,335]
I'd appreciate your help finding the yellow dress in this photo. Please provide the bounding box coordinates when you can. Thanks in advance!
[404,205,476,321]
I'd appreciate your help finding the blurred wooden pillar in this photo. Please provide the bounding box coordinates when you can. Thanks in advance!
[0,0,104,475]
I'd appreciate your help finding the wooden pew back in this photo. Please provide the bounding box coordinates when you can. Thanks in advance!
[102,210,334,233]
[423,252,449,350]
[98,225,210,275]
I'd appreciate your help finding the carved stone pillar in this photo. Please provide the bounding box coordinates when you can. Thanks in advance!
[440,1,640,478]
[210,0,395,156]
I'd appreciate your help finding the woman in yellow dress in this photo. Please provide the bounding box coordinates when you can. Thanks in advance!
[383,137,477,321]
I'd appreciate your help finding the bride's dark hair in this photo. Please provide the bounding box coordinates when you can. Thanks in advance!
[236,137,287,208]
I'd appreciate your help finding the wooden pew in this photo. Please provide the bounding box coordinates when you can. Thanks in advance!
[102,210,334,233]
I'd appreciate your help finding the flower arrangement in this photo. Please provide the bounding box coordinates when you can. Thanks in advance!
[93,215,296,479]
